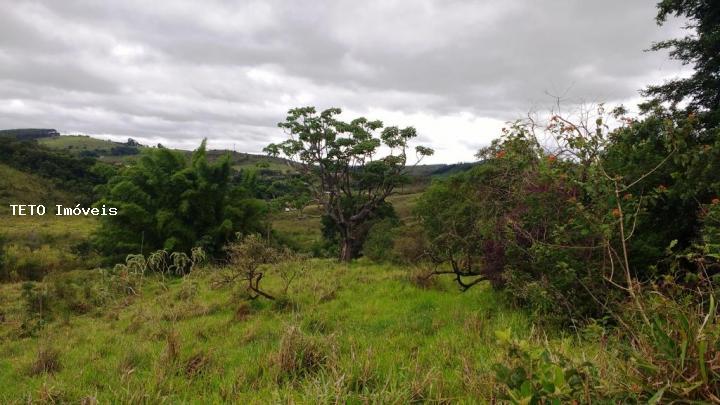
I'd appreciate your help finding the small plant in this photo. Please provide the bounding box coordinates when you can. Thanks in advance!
[620,290,720,402]
[492,328,600,403]
[274,325,329,381]
[29,347,61,376]
[215,234,286,300]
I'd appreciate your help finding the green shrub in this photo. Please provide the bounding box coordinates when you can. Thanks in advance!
[492,329,601,403]
[3,244,79,281]
[93,139,267,263]
[391,224,428,264]
[602,286,720,402]
[362,218,399,263]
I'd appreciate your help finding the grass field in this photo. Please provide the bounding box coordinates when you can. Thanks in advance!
[0,260,612,403]
[38,135,124,154]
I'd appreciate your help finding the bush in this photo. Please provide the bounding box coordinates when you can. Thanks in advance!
[93,139,267,263]
[492,329,600,403]
[362,218,399,262]
[2,244,79,281]
[274,325,329,381]
[391,225,428,264]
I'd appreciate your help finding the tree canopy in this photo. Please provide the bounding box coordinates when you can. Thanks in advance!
[265,107,433,261]
[93,140,266,263]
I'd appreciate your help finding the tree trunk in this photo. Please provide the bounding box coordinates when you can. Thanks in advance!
[339,236,353,262]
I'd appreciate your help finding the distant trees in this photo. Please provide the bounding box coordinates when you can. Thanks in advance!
[94,140,266,263]
[0,138,112,204]
[265,107,433,261]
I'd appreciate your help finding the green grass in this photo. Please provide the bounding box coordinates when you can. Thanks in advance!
[38,135,123,153]
[0,164,75,213]
[0,260,565,402]
[0,164,100,280]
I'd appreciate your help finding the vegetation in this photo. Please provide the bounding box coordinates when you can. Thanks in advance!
[1,0,719,402]
[93,140,267,262]
[0,138,114,204]
[265,107,433,261]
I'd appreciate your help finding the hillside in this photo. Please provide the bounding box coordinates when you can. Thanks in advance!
[38,135,132,155]
[0,164,74,212]
[0,129,60,141]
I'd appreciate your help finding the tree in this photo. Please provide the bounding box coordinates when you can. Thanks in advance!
[94,140,266,263]
[644,0,720,127]
[265,107,433,261]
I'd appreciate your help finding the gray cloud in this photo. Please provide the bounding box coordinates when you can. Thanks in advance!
[0,0,686,163]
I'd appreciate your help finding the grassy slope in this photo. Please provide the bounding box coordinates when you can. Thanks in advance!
[0,164,74,211]
[0,163,100,278]
[38,135,121,154]
[0,260,586,403]
[0,163,97,245]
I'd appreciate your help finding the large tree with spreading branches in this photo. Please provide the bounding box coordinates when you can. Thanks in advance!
[265,107,433,261]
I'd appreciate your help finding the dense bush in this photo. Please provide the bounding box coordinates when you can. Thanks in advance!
[416,105,708,325]
[361,218,400,262]
[93,140,267,263]
[1,244,79,282]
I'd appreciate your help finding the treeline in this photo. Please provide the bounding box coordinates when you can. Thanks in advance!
[0,128,60,140]
[0,138,114,204]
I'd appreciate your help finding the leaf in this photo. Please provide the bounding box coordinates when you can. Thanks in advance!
[648,386,666,405]
[698,340,708,383]
[495,328,512,344]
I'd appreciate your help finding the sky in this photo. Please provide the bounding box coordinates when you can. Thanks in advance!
[0,0,688,164]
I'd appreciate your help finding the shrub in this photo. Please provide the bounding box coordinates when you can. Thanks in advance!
[362,218,399,263]
[29,347,61,376]
[3,244,79,281]
[391,224,428,264]
[274,325,329,381]
[492,329,600,403]
[93,139,267,263]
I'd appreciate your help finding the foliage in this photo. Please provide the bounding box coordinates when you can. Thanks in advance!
[416,105,700,324]
[94,140,267,263]
[390,224,429,264]
[2,244,80,282]
[492,328,600,403]
[362,218,401,263]
[0,138,113,204]
[265,106,433,261]
[216,234,297,300]
[267,175,313,216]
[322,200,398,260]
[644,0,720,127]
[619,289,720,402]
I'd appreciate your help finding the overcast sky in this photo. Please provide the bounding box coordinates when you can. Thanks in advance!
[0,0,687,163]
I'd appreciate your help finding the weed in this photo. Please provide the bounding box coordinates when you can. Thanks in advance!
[29,347,61,376]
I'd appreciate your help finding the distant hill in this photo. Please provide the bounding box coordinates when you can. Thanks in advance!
[38,135,142,160]
[2,132,476,190]
[0,128,60,140]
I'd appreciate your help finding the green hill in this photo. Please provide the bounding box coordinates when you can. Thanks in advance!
[0,164,74,212]
[39,135,127,154]
[0,129,60,140]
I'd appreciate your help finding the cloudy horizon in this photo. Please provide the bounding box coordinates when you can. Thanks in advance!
[0,0,688,163]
